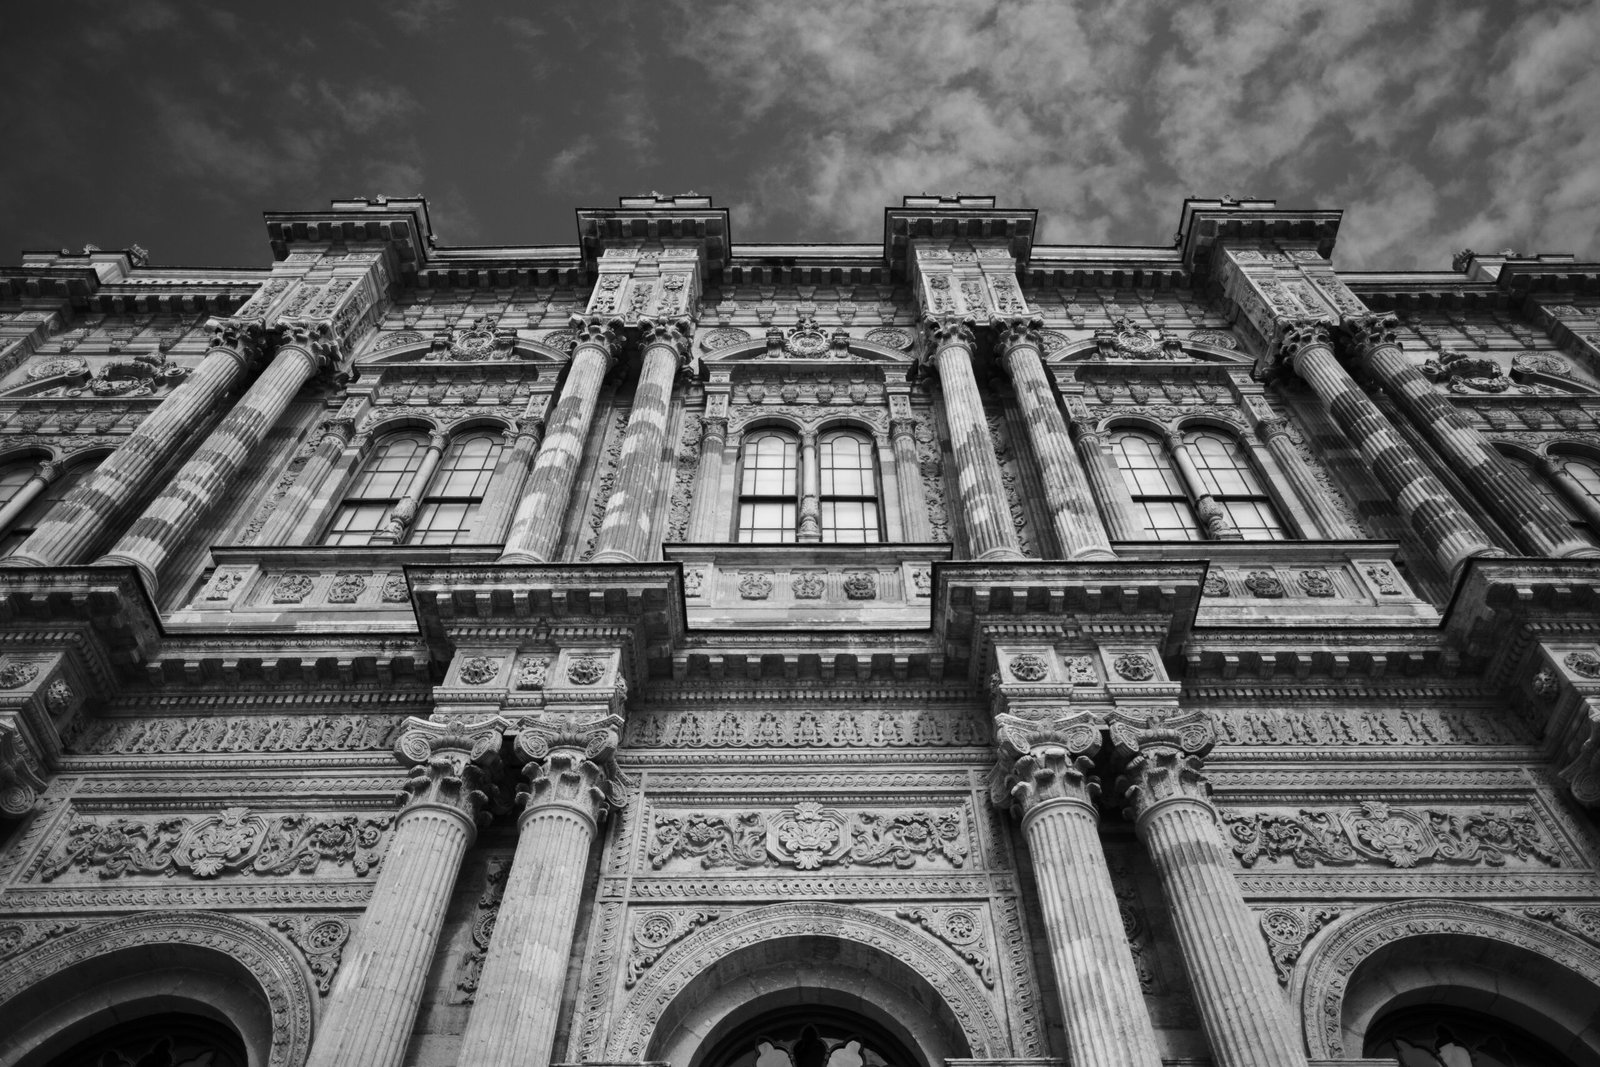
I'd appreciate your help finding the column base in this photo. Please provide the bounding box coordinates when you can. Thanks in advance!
[94,555,158,599]
[588,549,640,564]
[497,549,552,565]
[975,546,1029,562]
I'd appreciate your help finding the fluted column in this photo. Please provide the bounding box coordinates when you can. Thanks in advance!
[98,321,336,595]
[687,412,728,541]
[992,711,1162,1067]
[993,316,1114,559]
[478,415,546,543]
[923,315,1024,560]
[373,431,447,544]
[306,719,505,1067]
[1282,321,1498,578]
[256,419,354,545]
[0,461,58,541]
[889,415,932,541]
[501,315,622,564]
[1112,713,1305,1067]
[457,716,623,1067]
[593,317,693,562]
[2,319,268,569]
[1249,413,1359,538]
[1346,314,1597,559]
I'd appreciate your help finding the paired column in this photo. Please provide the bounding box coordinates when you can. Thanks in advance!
[1111,713,1305,1067]
[1282,321,1499,578]
[500,315,623,564]
[255,419,355,545]
[993,711,1163,1067]
[456,716,623,1067]
[306,719,505,1067]
[0,461,58,541]
[98,322,336,596]
[591,317,693,562]
[1346,314,1598,559]
[923,316,1024,561]
[2,319,269,569]
[993,316,1114,559]
[1063,399,1144,541]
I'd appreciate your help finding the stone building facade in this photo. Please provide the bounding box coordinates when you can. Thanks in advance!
[0,192,1598,1067]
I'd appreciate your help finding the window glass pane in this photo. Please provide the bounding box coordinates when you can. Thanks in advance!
[412,502,478,545]
[411,432,504,543]
[1221,499,1286,540]
[1562,457,1600,507]
[822,500,880,543]
[1138,500,1202,540]
[1185,430,1265,497]
[0,464,34,511]
[1112,431,1187,495]
[351,433,427,500]
[740,432,798,496]
[325,504,389,545]
[738,501,796,542]
[2,460,99,556]
[820,433,875,496]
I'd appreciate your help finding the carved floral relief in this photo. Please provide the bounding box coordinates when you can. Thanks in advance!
[649,805,970,872]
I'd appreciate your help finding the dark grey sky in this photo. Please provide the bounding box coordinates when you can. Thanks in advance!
[3,0,1596,271]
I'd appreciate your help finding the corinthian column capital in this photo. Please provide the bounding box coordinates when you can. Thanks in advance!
[1276,317,1336,369]
[991,709,1103,816]
[1339,312,1403,361]
[924,313,977,350]
[638,315,696,366]
[513,714,627,831]
[205,316,271,373]
[990,314,1046,355]
[275,318,344,373]
[393,718,507,831]
[568,312,627,366]
[1108,709,1218,823]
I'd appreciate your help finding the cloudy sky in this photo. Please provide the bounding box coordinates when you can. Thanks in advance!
[2,0,1595,272]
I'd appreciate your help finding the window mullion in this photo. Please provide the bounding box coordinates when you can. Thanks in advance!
[1165,433,1241,541]
[376,431,448,545]
[798,430,821,542]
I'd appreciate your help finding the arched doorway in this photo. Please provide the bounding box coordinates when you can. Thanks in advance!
[36,1012,248,1067]
[1364,1006,1579,1066]
[609,902,1006,1067]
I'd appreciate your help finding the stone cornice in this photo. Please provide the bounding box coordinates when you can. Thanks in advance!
[1177,198,1342,280]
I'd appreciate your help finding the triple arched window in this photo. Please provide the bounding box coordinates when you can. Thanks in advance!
[324,429,505,546]
[1110,427,1285,541]
[736,428,882,543]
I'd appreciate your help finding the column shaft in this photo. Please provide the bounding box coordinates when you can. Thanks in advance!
[1363,340,1596,558]
[1137,798,1304,1067]
[1068,417,1144,541]
[501,321,619,563]
[456,806,596,1067]
[687,417,727,541]
[798,430,822,542]
[889,418,932,541]
[307,806,474,1067]
[1023,799,1163,1067]
[0,463,55,540]
[928,320,1023,560]
[477,419,544,544]
[1290,336,1497,577]
[1167,434,1241,540]
[1253,420,1359,538]
[256,422,353,545]
[592,324,688,562]
[3,328,259,568]
[98,342,324,594]
[997,324,1113,559]
[374,432,446,544]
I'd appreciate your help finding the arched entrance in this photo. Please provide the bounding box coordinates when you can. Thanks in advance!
[35,1012,249,1067]
[608,902,1006,1067]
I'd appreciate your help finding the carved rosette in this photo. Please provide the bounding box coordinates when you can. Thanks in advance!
[1109,710,1218,823]
[990,709,1103,817]
[514,715,627,831]
[393,719,506,831]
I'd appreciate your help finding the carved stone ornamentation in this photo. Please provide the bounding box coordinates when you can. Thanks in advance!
[648,806,969,871]
[683,567,705,596]
[1112,653,1156,682]
[1565,651,1600,679]
[394,719,506,828]
[271,573,315,604]
[792,572,825,599]
[45,679,73,714]
[458,656,500,686]
[1093,316,1177,360]
[380,573,409,603]
[1298,569,1335,597]
[1223,801,1561,869]
[515,714,627,826]
[1203,571,1230,597]
[456,857,509,1002]
[1363,563,1402,595]
[0,662,39,689]
[327,572,367,603]
[1257,906,1340,985]
[566,656,607,686]
[38,806,393,881]
[1244,571,1285,598]
[1064,655,1096,684]
[1532,668,1560,702]
[515,657,550,690]
[897,906,996,987]
[627,909,719,987]
[738,571,773,600]
[990,708,1102,814]
[1007,653,1049,682]
[205,570,245,600]
[271,915,352,994]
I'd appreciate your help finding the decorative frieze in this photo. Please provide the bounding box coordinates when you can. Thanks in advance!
[626,908,719,986]
[1223,801,1561,870]
[647,805,970,872]
[63,714,408,754]
[624,706,990,749]
[37,805,392,881]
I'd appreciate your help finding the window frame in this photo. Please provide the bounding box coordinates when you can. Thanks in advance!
[817,428,883,544]
[734,428,801,543]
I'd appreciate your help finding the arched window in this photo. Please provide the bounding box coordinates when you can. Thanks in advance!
[1184,429,1286,540]
[819,430,881,543]
[411,430,505,545]
[737,430,799,543]
[324,431,429,545]
[1504,452,1600,546]
[1365,1006,1576,1066]
[0,458,101,557]
[1111,429,1200,541]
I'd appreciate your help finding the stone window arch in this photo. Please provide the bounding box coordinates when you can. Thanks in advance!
[324,428,431,544]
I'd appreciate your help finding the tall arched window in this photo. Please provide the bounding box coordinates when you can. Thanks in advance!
[0,457,101,557]
[411,430,505,545]
[1504,450,1600,546]
[819,430,881,543]
[324,431,429,546]
[1184,429,1286,540]
[1111,429,1200,541]
[737,430,799,543]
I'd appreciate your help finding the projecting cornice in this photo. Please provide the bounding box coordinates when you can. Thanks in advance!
[1177,197,1342,280]
[575,194,731,277]
[884,194,1037,282]
[264,196,435,277]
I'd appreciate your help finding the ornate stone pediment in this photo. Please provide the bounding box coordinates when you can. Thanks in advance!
[1047,319,1251,365]
[698,316,912,364]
